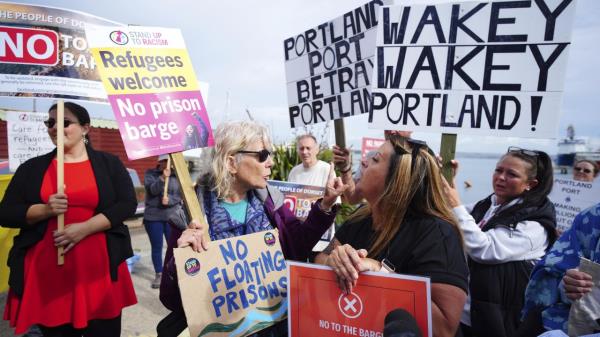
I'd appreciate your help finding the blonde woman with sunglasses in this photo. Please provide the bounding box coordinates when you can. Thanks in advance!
[158,120,345,337]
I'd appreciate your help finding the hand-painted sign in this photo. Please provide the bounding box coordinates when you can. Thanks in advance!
[370,1,576,138]
[288,261,432,337]
[6,111,54,172]
[284,0,392,127]
[174,230,287,337]
[549,177,599,233]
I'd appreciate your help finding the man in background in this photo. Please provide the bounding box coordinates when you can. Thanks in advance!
[288,134,335,187]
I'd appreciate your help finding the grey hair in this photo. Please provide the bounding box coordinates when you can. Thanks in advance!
[210,120,272,199]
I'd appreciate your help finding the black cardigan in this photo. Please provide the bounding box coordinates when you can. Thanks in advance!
[0,146,137,297]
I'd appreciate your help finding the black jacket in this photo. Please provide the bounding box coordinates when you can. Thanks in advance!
[0,146,137,297]
[468,195,557,337]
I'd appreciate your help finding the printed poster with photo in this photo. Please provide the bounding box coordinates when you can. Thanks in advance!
[86,25,214,160]
[268,180,333,251]
[0,2,121,100]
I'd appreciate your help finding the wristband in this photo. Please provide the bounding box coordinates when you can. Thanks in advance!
[379,258,395,274]
[340,165,352,174]
[318,200,333,214]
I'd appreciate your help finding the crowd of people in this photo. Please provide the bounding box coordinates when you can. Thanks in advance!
[0,101,598,337]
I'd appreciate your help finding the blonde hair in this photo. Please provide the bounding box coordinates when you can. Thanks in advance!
[209,120,272,199]
[349,136,462,257]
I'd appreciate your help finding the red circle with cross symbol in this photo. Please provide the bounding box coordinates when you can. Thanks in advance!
[338,292,363,319]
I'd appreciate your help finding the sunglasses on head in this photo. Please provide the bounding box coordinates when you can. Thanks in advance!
[43,118,77,129]
[507,146,539,157]
[391,138,435,172]
[507,146,541,168]
[237,149,272,163]
[574,166,593,174]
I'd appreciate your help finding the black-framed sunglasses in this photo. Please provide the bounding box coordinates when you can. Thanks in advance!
[391,138,435,171]
[507,146,539,157]
[574,167,593,174]
[507,146,540,169]
[237,149,272,163]
[43,118,77,129]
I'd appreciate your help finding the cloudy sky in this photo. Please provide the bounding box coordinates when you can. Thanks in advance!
[18,0,600,154]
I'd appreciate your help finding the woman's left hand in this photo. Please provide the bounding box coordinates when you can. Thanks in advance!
[54,222,91,254]
[441,159,462,208]
[322,163,347,209]
[326,245,380,294]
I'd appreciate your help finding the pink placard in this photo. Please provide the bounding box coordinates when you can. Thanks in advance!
[108,90,213,160]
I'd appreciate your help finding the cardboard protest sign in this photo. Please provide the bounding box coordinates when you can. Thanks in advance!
[361,137,384,160]
[267,180,333,251]
[288,261,431,337]
[0,3,120,100]
[284,0,392,128]
[86,25,213,160]
[174,230,287,337]
[549,178,600,233]
[370,1,576,138]
[6,111,54,172]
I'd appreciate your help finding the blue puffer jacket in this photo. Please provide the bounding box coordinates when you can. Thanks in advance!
[157,180,336,337]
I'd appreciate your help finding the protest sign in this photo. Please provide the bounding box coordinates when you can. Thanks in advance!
[6,111,54,172]
[284,0,392,128]
[370,1,576,138]
[549,177,600,233]
[288,261,431,337]
[268,180,325,220]
[0,3,120,100]
[174,230,287,337]
[268,180,333,251]
[361,137,384,160]
[86,25,213,160]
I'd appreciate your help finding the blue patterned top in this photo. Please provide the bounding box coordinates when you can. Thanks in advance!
[203,188,272,240]
[522,202,600,332]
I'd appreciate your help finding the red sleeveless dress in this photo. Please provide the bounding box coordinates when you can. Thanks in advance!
[3,159,137,333]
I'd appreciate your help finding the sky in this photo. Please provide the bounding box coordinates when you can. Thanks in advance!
[9,0,600,154]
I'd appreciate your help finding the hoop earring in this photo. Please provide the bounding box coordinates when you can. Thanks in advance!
[83,133,88,144]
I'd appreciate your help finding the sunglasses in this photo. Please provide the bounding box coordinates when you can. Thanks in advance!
[43,118,77,129]
[507,146,540,168]
[574,167,593,174]
[507,146,539,157]
[237,149,272,163]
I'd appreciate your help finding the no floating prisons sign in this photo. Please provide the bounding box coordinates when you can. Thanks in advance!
[284,0,392,128]
[174,230,287,337]
[369,0,576,138]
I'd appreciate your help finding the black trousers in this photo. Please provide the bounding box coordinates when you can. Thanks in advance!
[39,315,121,337]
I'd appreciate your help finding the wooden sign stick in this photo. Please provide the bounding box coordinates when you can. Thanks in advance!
[169,152,209,241]
[439,133,457,188]
[57,100,65,265]
[162,156,171,204]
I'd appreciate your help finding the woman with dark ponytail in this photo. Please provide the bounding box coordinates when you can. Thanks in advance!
[0,101,137,337]
[443,147,557,337]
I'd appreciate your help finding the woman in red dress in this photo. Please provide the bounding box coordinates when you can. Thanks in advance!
[0,102,137,337]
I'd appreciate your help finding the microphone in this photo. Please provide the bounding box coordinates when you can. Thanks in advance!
[383,309,423,337]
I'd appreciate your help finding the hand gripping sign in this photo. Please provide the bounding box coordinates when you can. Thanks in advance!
[174,230,288,337]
